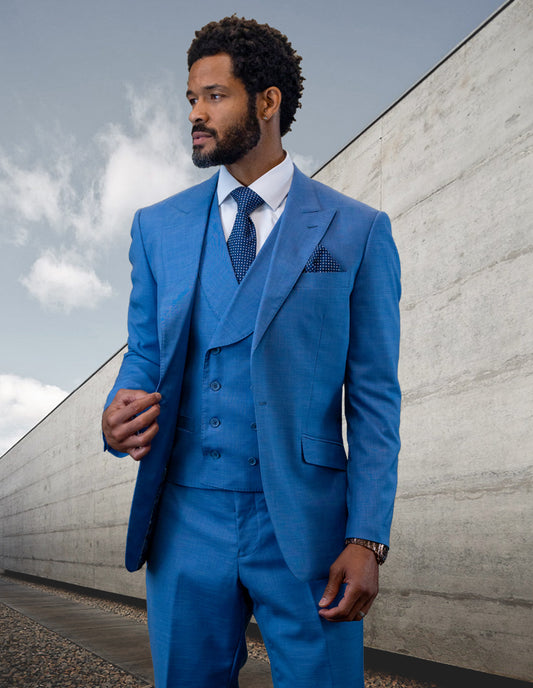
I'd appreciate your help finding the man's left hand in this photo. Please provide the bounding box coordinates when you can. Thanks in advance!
[318,544,378,622]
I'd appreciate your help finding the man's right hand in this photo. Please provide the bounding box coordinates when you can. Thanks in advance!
[102,389,161,461]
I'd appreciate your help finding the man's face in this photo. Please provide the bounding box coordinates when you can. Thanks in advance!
[187,53,261,168]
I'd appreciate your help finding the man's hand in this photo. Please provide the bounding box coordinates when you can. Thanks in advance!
[102,389,161,461]
[318,544,378,622]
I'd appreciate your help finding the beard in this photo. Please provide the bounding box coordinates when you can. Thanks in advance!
[191,98,261,168]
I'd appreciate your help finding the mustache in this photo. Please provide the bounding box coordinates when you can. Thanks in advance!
[191,123,217,137]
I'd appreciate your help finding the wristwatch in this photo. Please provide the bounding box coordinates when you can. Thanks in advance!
[345,538,389,566]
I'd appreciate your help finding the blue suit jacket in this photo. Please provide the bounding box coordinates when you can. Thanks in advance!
[106,167,401,580]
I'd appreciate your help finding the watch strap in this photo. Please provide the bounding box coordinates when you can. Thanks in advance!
[345,538,389,565]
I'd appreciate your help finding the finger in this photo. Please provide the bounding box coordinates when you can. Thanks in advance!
[321,589,377,622]
[354,591,378,621]
[120,421,160,450]
[319,587,361,620]
[318,577,369,620]
[359,594,376,616]
[115,389,161,406]
[102,390,160,441]
[108,404,161,443]
[123,404,161,435]
[129,444,152,461]
[318,568,343,608]
[114,393,161,423]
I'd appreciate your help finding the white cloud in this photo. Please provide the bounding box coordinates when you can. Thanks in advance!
[9,84,204,311]
[0,156,72,241]
[12,226,29,247]
[0,87,196,250]
[21,250,112,312]
[0,374,69,456]
[289,151,319,176]
[73,85,199,244]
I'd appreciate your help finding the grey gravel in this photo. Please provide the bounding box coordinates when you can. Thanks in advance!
[1,574,440,687]
[0,604,150,688]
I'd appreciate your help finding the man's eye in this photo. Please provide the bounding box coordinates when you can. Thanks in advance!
[211,93,222,100]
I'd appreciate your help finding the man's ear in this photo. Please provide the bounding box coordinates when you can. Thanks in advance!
[257,86,282,122]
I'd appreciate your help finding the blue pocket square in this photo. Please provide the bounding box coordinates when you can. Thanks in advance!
[304,244,343,273]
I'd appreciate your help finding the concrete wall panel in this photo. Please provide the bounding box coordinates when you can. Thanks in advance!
[315,123,383,208]
[366,590,532,678]
[313,1,532,680]
[0,349,137,597]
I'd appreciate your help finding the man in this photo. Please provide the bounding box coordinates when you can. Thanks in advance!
[102,16,401,688]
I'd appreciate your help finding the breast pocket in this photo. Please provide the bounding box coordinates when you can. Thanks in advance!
[294,272,351,290]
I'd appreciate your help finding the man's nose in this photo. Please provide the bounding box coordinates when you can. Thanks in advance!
[189,102,207,124]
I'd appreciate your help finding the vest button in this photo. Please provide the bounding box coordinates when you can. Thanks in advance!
[211,347,221,355]
[209,417,221,428]
[210,450,221,459]
[250,422,257,430]
[248,457,258,466]
[210,380,221,391]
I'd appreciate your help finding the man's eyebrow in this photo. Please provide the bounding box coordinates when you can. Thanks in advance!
[186,84,226,97]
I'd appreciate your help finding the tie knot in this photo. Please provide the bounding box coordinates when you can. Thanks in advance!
[231,186,264,217]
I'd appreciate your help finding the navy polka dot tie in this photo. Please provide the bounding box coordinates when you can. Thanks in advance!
[228,186,264,283]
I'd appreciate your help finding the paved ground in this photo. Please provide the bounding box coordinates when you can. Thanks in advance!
[0,577,155,684]
[1,574,528,687]
[0,576,272,688]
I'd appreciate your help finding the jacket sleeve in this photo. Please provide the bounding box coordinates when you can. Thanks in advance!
[103,209,161,454]
[344,210,401,547]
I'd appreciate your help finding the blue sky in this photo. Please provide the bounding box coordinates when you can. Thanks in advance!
[0,0,504,454]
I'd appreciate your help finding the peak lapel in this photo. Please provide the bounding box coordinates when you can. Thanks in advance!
[252,168,336,351]
[158,173,218,367]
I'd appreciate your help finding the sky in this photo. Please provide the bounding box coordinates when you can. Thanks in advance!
[0,0,505,455]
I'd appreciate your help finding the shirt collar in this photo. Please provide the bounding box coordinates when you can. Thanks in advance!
[217,152,294,212]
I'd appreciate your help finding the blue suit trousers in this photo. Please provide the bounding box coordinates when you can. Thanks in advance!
[146,483,363,687]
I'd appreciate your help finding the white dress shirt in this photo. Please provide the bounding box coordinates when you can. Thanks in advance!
[217,153,294,254]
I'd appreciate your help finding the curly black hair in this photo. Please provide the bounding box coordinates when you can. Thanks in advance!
[188,16,304,137]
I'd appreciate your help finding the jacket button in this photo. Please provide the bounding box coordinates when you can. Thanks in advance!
[250,422,257,430]
[210,380,221,391]
[210,450,221,459]
[211,347,221,355]
[248,457,258,466]
[209,417,221,428]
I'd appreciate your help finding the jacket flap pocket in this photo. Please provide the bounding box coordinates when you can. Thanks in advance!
[302,434,347,471]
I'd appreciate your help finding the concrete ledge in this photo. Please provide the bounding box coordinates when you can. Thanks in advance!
[3,569,147,611]
[365,649,533,688]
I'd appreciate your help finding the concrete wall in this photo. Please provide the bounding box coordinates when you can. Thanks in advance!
[314,0,532,680]
[0,348,146,599]
[1,0,531,681]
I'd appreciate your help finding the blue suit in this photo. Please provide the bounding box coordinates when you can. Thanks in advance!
[106,166,401,685]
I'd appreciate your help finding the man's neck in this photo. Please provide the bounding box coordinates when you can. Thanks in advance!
[224,141,285,187]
